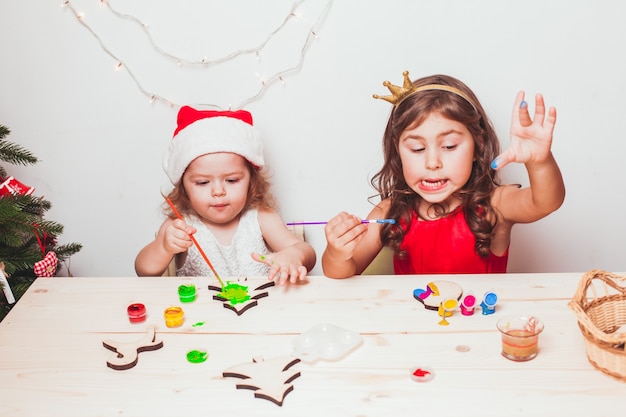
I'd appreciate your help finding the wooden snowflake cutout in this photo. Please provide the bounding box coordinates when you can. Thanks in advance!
[208,280,275,315]
[223,355,301,406]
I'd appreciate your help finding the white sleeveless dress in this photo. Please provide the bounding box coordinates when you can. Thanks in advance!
[176,209,270,278]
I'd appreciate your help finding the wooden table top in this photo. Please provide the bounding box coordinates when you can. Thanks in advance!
[0,273,625,417]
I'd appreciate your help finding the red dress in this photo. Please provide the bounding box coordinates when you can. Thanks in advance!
[393,207,508,274]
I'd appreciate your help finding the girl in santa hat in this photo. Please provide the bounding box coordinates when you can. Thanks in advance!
[135,106,316,284]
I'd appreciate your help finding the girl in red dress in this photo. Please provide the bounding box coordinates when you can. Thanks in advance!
[322,72,565,277]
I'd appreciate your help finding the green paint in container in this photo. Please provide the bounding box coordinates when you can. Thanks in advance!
[178,284,197,303]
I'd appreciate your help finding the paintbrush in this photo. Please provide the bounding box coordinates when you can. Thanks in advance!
[286,219,396,226]
[162,194,224,288]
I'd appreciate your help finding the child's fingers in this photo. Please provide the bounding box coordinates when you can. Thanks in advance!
[545,106,557,133]
[511,91,526,125]
[251,252,273,266]
[530,94,557,138]
[163,228,193,253]
[172,219,196,235]
[272,266,306,285]
[251,253,289,284]
[324,216,366,248]
[251,253,283,283]
[166,220,193,242]
[523,94,546,126]
[253,253,306,285]
[295,266,308,283]
[490,148,515,171]
[267,265,286,284]
[518,99,532,127]
[517,93,554,129]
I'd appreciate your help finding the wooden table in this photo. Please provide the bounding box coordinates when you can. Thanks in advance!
[0,273,624,416]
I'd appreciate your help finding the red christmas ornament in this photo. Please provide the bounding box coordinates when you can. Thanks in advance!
[34,251,58,277]
[0,176,35,197]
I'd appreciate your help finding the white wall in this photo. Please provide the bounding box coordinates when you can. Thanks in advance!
[0,0,624,277]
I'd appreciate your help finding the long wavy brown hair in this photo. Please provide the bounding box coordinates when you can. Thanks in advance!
[164,159,277,219]
[371,74,501,258]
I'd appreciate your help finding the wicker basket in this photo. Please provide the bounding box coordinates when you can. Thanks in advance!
[569,270,626,381]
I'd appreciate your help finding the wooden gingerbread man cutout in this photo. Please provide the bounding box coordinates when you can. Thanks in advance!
[102,326,164,370]
[223,355,301,406]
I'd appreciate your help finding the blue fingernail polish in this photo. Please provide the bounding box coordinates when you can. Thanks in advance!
[490,158,499,169]
[520,100,527,108]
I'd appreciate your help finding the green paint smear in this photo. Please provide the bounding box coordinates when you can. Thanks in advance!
[186,350,208,364]
[218,282,250,305]
[192,321,205,327]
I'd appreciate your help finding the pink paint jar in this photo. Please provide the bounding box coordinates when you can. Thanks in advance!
[460,293,477,316]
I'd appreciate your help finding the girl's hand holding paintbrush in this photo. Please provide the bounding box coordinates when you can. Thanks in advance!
[324,212,369,255]
[134,217,197,277]
[322,211,392,278]
[160,218,197,255]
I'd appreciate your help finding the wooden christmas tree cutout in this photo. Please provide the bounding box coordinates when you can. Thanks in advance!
[208,281,275,315]
[102,326,164,370]
[223,355,301,406]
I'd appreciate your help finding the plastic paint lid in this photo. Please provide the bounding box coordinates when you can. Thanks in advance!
[483,291,498,306]
[462,294,476,307]
[441,298,458,310]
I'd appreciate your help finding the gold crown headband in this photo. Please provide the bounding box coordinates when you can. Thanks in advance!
[373,70,476,110]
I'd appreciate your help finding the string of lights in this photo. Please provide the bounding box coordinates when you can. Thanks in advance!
[105,0,306,68]
[61,0,333,109]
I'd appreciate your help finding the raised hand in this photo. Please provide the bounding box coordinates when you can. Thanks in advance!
[491,91,557,170]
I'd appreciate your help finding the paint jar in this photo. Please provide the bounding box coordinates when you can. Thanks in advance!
[164,306,184,328]
[127,303,146,324]
[497,316,544,361]
[437,298,457,318]
[480,290,498,315]
[178,284,196,303]
[460,292,477,316]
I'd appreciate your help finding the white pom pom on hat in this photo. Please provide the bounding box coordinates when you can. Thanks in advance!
[163,106,265,184]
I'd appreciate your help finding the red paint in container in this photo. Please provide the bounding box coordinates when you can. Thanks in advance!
[127,303,146,324]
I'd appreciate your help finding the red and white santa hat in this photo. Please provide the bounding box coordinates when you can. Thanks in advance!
[163,106,264,184]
